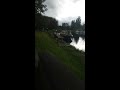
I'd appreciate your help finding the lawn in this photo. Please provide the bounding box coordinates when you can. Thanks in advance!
[35,31,85,80]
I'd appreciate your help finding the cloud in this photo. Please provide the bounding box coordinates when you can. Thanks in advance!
[72,0,80,3]
[43,0,58,17]
[43,0,85,25]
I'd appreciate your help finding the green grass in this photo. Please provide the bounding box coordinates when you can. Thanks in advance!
[35,31,85,80]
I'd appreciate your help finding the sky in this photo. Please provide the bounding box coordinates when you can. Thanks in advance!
[43,0,85,25]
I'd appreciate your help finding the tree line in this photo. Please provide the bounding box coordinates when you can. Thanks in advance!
[35,14,58,30]
[60,16,85,31]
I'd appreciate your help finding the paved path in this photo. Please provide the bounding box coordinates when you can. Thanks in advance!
[35,51,85,90]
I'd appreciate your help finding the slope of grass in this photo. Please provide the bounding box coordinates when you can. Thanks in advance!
[35,31,85,80]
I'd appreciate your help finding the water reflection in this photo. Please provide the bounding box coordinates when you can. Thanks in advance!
[74,37,79,44]
[70,37,85,52]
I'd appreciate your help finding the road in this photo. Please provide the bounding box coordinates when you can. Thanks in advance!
[35,51,85,90]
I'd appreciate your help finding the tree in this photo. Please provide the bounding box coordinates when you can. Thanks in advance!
[35,0,58,31]
[35,0,47,30]
[82,23,85,31]
[48,17,58,30]
[71,20,76,30]
[70,16,82,30]
[35,0,47,15]
[62,23,69,30]
[75,16,81,30]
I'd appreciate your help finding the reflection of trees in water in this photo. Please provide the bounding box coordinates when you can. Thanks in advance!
[72,33,85,44]
[63,36,72,43]
[71,30,85,40]
[72,34,79,44]
[70,36,85,52]
[80,36,85,40]
[72,36,85,44]
[74,37,79,44]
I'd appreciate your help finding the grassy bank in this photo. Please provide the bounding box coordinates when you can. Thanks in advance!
[35,31,85,80]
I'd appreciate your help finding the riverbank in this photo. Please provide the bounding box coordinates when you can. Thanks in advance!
[35,31,85,80]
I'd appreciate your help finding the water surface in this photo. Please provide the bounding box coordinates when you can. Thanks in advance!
[70,37,85,52]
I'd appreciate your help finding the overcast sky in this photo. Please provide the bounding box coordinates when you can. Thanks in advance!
[43,0,85,25]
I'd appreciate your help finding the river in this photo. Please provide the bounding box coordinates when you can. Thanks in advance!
[70,37,85,52]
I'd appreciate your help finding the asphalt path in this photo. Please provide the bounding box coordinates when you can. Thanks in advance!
[35,51,85,90]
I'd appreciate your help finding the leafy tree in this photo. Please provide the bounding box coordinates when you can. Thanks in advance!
[62,23,69,30]
[35,0,47,30]
[70,16,82,30]
[79,23,85,31]
[82,23,85,31]
[35,0,47,14]
[75,16,81,29]
[71,20,76,30]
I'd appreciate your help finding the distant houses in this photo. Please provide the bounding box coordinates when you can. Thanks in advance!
[53,30,73,43]
[60,30,69,36]
[75,30,85,35]
[60,30,73,36]
[79,31,85,35]
[76,30,80,34]
[54,29,85,40]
